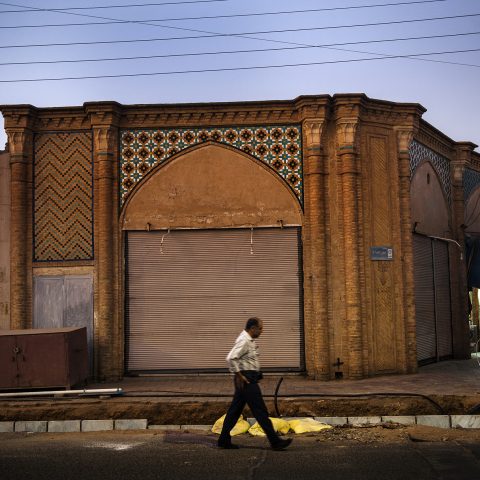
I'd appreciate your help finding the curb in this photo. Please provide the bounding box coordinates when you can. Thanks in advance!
[1,415,480,433]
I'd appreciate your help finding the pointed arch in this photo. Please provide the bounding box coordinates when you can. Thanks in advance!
[121,142,303,230]
[410,160,451,236]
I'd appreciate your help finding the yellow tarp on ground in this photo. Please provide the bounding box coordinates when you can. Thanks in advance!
[212,415,333,436]
[211,414,250,436]
[248,417,291,436]
[288,418,333,434]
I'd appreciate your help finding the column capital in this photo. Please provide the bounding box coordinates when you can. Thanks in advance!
[336,119,359,151]
[303,119,326,150]
[6,130,34,165]
[451,160,466,187]
[394,127,415,154]
[93,126,118,153]
[454,141,478,164]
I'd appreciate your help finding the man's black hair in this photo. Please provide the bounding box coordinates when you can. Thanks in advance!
[245,317,260,330]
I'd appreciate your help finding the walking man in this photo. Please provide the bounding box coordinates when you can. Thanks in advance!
[218,317,293,450]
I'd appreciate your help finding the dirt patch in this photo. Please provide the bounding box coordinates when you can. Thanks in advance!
[289,424,480,444]
[1,394,479,423]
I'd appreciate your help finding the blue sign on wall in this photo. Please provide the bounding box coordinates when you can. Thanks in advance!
[370,246,393,261]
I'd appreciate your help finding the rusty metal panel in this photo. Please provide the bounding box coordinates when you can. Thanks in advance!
[0,328,88,390]
[126,227,303,372]
[0,334,16,387]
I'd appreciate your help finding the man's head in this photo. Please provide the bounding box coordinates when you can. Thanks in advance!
[245,317,263,338]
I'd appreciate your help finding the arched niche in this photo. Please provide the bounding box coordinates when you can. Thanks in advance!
[465,186,480,235]
[121,143,303,230]
[410,161,450,236]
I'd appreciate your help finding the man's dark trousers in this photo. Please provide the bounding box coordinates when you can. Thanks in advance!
[219,380,281,446]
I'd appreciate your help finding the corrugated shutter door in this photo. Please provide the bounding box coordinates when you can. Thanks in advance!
[433,241,453,358]
[413,234,436,362]
[126,228,303,372]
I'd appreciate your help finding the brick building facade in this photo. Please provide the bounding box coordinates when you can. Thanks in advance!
[1,94,478,380]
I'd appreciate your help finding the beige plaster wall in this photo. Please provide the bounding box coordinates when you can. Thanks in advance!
[122,143,303,230]
[410,162,450,236]
[465,187,480,235]
[0,149,10,329]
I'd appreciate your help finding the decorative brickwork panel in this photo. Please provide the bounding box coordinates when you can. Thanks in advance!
[463,168,480,204]
[34,132,93,261]
[409,140,451,205]
[120,125,303,206]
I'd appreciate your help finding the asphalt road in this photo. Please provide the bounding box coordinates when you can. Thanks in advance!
[1,431,480,480]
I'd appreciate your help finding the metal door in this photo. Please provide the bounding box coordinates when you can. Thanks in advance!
[126,228,303,372]
[413,234,453,363]
[433,241,453,358]
[33,275,94,373]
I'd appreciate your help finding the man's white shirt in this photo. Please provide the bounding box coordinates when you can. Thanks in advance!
[226,330,261,373]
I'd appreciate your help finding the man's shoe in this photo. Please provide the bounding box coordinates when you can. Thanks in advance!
[271,438,293,451]
[217,442,240,449]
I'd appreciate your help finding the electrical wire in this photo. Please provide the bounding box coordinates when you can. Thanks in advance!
[1,0,477,73]
[3,29,479,51]
[1,31,478,67]
[1,0,478,79]
[0,2,455,26]
[2,12,479,30]
[0,0,448,15]
[1,48,478,83]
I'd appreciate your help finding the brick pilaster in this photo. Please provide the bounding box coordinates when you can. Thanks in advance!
[336,119,363,378]
[395,128,418,373]
[451,142,476,358]
[4,107,37,330]
[85,102,122,380]
[303,120,330,379]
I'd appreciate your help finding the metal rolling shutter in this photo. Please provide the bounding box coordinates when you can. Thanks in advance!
[126,228,303,372]
[413,235,436,362]
[433,241,453,359]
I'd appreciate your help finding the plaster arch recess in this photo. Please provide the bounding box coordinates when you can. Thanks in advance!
[121,143,303,231]
[410,161,450,236]
[465,186,480,235]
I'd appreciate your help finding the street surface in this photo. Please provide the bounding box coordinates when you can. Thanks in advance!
[1,429,480,480]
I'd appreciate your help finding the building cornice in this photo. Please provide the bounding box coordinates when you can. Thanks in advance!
[415,119,456,159]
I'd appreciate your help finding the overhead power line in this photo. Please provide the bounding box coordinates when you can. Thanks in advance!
[0,0,448,14]
[1,31,478,66]
[1,0,475,72]
[1,13,479,35]
[1,48,479,83]
[2,12,478,30]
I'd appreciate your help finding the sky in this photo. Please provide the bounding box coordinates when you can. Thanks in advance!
[0,0,479,150]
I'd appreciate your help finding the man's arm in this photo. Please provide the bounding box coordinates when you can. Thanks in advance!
[226,337,250,388]
[234,371,249,389]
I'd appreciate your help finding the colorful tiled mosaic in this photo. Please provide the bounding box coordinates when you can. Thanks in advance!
[464,168,480,203]
[34,132,93,261]
[120,125,303,205]
[409,140,451,206]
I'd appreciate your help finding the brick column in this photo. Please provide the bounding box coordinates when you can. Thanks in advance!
[4,108,37,330]
[86,103,122,380]
[336,120,363,378]
[303,120,330,379]
[451,142,476,358]
[395,128,417,373]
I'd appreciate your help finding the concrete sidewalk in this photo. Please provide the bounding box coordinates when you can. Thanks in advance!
[1,358,479,428]
[88,358,480,397]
